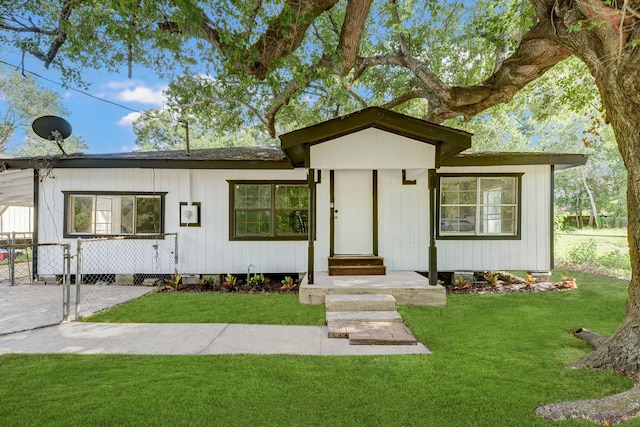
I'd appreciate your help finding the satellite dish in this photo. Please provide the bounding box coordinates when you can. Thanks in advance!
[32,115,72,155]
[32,115,72,140]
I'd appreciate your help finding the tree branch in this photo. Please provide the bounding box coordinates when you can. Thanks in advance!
[336,0,373,75]
[40,0,76,68]
[237,0,340,80]
[381,90,430,110]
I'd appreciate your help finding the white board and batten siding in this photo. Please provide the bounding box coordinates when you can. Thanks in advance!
[436,164,552,272]
[38,168,308,276]
[377,169,429,271]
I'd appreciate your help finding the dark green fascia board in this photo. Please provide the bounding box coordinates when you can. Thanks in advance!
[441,153,588,169]
[279,107,472,167]
[0,158,293,170]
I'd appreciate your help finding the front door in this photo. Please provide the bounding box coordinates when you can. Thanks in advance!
[333,170,373,255]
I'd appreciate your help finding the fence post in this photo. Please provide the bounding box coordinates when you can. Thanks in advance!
[62,244,71,322]
[75,238,82,320]
[174,234,179,275]
[8,231,15,285]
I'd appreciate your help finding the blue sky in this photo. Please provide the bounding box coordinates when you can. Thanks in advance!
[1,48,169,154]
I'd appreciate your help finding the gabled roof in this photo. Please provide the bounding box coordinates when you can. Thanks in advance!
[442,151,589,170]
[0,147,292,170]
[279,107,472,167]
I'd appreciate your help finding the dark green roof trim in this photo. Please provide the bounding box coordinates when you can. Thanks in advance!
[279,107,472,167]
[0,147,293,170]
[441,152,588,170]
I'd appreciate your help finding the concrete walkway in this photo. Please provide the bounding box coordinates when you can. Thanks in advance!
[0,322,430,356]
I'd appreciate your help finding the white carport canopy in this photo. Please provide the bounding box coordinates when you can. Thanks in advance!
[0,169,34,209]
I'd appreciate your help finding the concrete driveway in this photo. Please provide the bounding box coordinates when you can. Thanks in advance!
[0,284,153,335]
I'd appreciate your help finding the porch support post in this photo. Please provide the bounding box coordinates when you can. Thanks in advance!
[428,169,438,286]
[307,168,316,284]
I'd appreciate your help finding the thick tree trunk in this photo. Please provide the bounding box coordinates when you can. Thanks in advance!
[536,42,640,423]
[571,75,640,378]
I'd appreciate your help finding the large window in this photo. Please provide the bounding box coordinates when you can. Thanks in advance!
[438,174,521,238]
[65,192,165,237]
[230,181,308,240]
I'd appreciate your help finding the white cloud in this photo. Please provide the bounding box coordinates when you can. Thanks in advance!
[117,112,141,126]
[117,86,167,105]
[100,80,167,106]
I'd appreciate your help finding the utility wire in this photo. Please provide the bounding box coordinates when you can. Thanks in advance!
[0,59,155,118]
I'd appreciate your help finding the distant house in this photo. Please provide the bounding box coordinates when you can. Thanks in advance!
[0,108,587,284]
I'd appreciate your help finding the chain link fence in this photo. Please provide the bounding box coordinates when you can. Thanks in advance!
[555,230,630,279]
[74,233,177,318]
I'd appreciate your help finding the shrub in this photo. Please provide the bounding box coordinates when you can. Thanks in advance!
[567,239,597,266]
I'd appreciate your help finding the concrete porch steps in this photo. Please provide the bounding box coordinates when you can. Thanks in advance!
[325,293,417,345]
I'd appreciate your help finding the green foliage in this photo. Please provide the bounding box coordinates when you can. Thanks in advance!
[247,273,268,289]
[567,239,598,266]
[482,271,501,288]
[223,273,237,289]
[280,275,296,290]
[159,274,182,291]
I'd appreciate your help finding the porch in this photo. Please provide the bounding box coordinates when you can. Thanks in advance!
[299,271,446,306]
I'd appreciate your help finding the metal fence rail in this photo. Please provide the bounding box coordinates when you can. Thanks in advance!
[555,231,630,279]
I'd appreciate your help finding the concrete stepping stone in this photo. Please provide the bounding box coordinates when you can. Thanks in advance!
[324,294,396,312]
[326,310,403,323]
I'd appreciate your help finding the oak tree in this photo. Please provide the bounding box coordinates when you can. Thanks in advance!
[3,0,640,422]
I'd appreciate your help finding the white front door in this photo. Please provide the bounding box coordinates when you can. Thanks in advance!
[334,170,373,255]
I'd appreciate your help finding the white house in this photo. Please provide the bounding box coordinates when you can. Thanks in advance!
[0,108,587,285]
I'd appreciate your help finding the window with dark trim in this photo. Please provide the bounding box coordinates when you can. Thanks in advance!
[64,192,165,237]
[229,181,308,240]
[437,174,522,239]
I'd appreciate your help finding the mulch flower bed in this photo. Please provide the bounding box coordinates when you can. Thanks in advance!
[156,273,300,294]
[445,271,577,295]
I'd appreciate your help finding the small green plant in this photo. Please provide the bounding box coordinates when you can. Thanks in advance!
[223,273,237,289]
[280,276,296,290]
[197,277,216,291]
[482,271,501,288]
[525,272,536,289]
[454,275,470,289]
[559,271,577,289]
[248,273,269,289]
[162,274,182,291]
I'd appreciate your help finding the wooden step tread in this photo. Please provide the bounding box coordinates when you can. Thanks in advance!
[328,265,387,276]
[328,256,384,267]
[326,320,417,345]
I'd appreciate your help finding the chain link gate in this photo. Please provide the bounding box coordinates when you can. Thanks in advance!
[74,233,177,319]
[0,237,73,333]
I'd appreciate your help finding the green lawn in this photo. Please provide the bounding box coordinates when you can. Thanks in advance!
[84,293,326,325]
[1,270,637,426]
